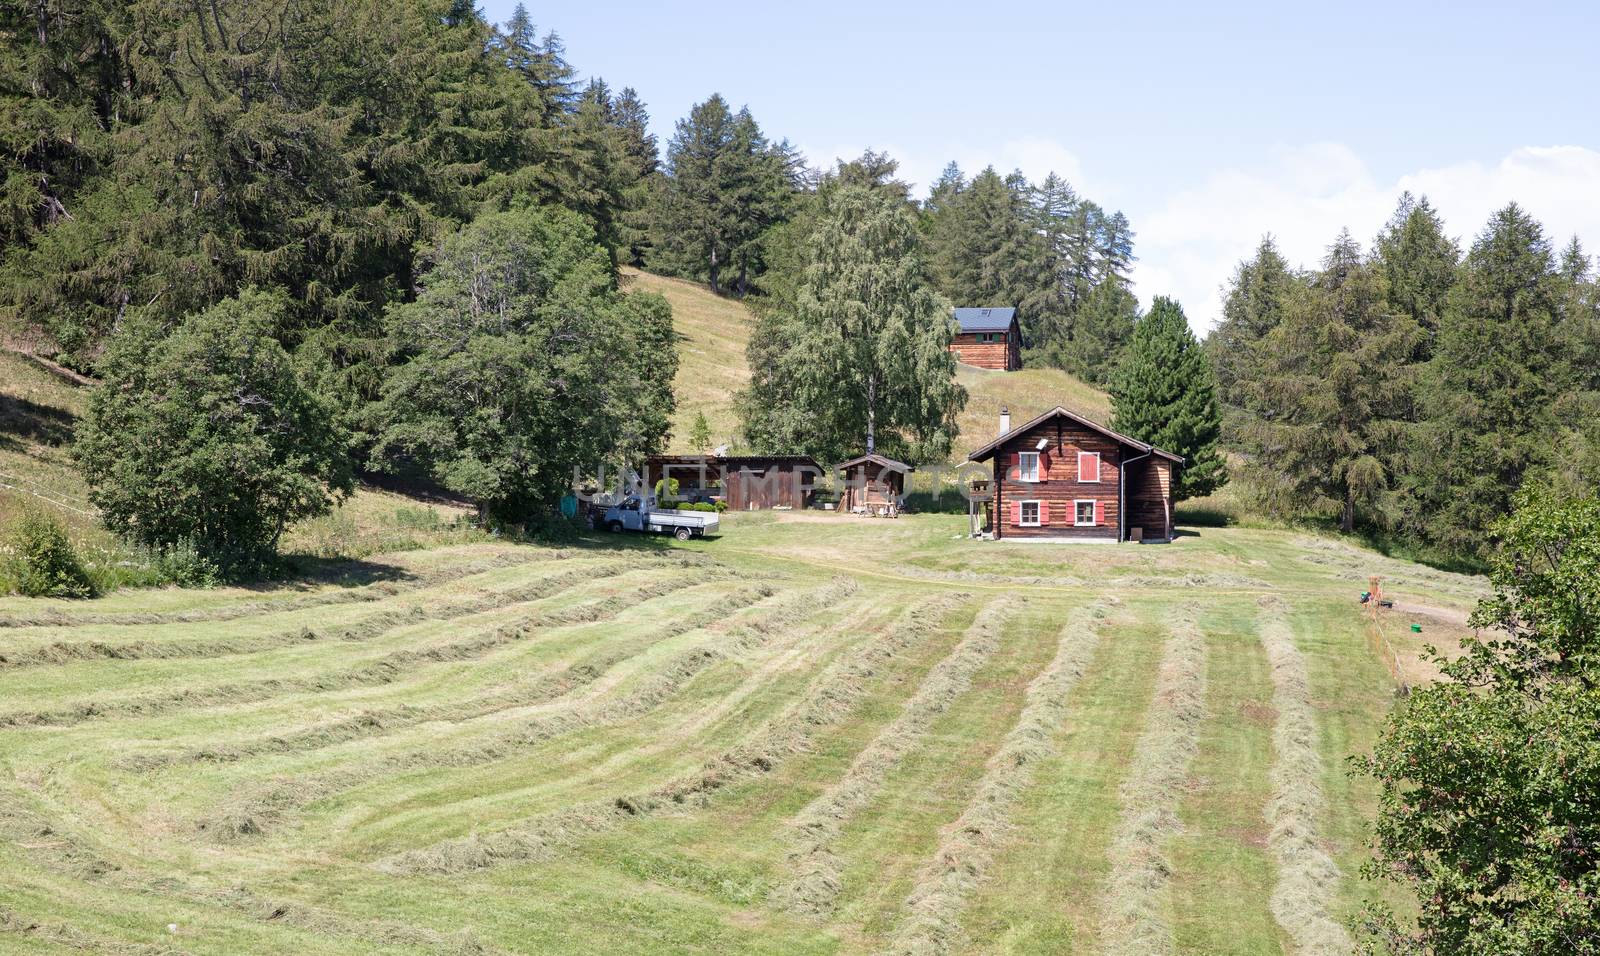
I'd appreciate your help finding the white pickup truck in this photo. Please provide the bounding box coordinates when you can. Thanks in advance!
[601,497,719,540]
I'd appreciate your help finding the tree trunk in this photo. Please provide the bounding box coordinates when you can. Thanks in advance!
[1341,489,1355,534]
[708,246,720,294]
[736,255,748,299]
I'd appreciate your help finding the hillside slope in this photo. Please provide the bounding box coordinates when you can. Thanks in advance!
[629,268,1113,459]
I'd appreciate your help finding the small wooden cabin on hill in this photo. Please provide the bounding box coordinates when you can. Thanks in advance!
[949,307,1021,371]
[837,453,911,516]
[644,454,823,510]
[967,406,1182,542]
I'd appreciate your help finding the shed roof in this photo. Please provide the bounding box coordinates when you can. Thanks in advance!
[966,406,1185,465]
[953,307,1016,333]
[836,453,912,472]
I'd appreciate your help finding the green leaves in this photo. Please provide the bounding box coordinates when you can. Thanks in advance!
[371,206,674,523]
[1360,490,1600,955]
[74,289,355,573]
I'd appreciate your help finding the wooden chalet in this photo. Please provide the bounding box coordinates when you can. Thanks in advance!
[949,307,1021,371]
[644,454,823,510]
[967,406,1183,542]
[837,453,911,516]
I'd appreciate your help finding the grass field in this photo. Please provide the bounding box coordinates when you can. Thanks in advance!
[2,274,1485,953]
[0,509,1484,954]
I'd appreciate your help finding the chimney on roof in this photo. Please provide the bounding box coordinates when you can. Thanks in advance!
[998,407,1010,437]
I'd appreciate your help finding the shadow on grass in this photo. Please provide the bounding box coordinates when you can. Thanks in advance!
[0,393,76,450]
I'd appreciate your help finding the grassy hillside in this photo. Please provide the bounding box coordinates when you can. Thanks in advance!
[0,512,1481,953]
[629,269,1114,459]
[622,268,754,454]
[0,352,478,582]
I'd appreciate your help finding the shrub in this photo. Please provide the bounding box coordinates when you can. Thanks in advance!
[73,289,355,576]
[4,511,96,598]
[153,539,221,588]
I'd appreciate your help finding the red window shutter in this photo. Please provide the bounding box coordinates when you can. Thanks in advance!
[1079,452,1100,482]
[1010,451,1020,480]
[1040,449,1051,478]
[1039,501,1050,525]
[1094,498,1105,525]
[1011,500,1022,525]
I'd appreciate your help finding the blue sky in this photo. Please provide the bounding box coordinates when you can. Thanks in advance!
[481,1,1600,329]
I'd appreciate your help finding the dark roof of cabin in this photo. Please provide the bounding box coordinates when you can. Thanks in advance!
[647,453,822,469]
[953,307,1016,332]
[836,453,912,472]
[966,406,1185,465]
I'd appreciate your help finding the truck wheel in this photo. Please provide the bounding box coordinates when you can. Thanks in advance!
[608,521,624,534]
[674,526,692,541]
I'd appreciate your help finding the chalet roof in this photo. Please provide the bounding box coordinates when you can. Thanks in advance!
[836,453,913,472]
[647,453,822,469]
[953,307,1016,333]
[966,406,1185,465]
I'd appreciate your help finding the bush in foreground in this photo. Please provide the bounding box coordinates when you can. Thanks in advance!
[74,290,355,576]
[1358,489,1600,955]
[3,511,96,598]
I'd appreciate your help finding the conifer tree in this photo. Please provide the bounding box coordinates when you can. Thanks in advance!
[1110,296,1226,500]
[1373,192,1460,358]
[1209,236,1295,414]
[1402,204,1577,555]
[1237,231,1421,531]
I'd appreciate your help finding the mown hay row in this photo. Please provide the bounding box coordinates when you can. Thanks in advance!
[1098,608,1209,956]
[1257,597,1353,956]
[195,578,859,841]
[773,598,1019,919]
[0,548,553,630]
[0,904,182,956]
[119,574,713,771]
[882,601,1111,955]
[379,591,970,876]
[0,556,652,672]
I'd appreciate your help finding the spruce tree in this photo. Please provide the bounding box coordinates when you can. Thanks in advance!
[1403,204,1576,555]
[1110,296,1226,501]
[1237,231,1421,531]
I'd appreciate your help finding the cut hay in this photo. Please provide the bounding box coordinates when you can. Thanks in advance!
[773,597,1020,919]
[882,601,1111,955]
[194,578,858,840]
[1098,608,1209,956]
[380,591,968,876]
[120,573,718,771]
[0,556,644,672]
[1258,597,1353,956]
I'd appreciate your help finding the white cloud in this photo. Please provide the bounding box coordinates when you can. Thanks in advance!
[1133,144,1600,333]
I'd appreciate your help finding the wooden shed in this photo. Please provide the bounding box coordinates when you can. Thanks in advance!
[644,454,823,511]
[949,307,1021,371]
[966,406,1182,542]
[837,453,911,516]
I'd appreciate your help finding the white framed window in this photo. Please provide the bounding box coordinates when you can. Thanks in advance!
[1075,499,1097,526]
[1020,500,1041,526]
[1018,451,1040,482]
[1078,451,1102,482]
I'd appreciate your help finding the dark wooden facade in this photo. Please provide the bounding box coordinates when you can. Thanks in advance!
[949,308,1022,371]
[644,454,823,511]
[967,407,1181,542]
[837,453,910,515]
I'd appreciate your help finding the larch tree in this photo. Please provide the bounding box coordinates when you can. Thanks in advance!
[1208,236,1296,416]
[1373,192,1460,359]
[1235,231,1421,532]
[739,182,965,463]
[1110,296,1226,501]
[1402,204,1579,556]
